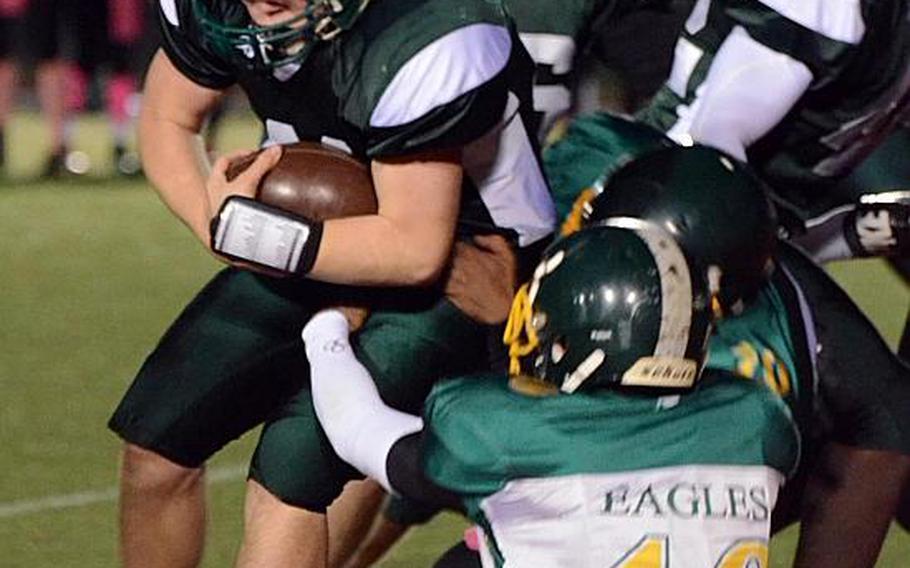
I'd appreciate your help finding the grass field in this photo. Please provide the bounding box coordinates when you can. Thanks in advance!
[2,112,910,566]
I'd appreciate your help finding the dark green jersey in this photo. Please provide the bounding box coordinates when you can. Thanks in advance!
[706,252,816,435]
[157,0,556,244]
[639,0,910,212]
[506,0,612,137]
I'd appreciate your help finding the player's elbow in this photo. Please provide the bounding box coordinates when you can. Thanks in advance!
[401,252,448,286]
[387,227,452,285]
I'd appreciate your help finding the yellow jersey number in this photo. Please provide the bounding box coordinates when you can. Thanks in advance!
[613,535,768,567]
[732,341,791,396]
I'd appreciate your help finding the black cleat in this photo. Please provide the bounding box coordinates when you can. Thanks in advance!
[41,149,67,179]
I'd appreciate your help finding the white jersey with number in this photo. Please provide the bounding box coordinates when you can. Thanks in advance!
[421,374,800,568]
[474,465,779,567]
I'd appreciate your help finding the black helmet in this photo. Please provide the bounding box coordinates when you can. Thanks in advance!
[584,145,777,316]
[504,225,712,393]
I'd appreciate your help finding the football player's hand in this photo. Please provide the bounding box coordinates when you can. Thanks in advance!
[335,305,371,333]
[310,306,370,334]
[444,234,517,325]
[206,145,282,228]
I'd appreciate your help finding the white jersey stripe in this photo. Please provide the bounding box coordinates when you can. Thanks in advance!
[518,32,576,75]
[684,0,712,35]
[263,119,301,147]
[756,0,865,44]
[370,23,511,128]
[479,465,782,568]
[160,0,179,27]
[667,36,704,98]
[462,92,556,246]
[531,85,572,115]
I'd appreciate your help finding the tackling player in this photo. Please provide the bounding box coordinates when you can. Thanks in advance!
[307,145,910,567]
[555,118,910,563]
[107,1,555,566]
[305,223,790,568]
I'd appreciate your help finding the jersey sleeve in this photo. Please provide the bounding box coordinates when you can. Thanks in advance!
[638,0,865,159]
[358,23,518,158]
[777,242,910,455]
[385,433,461,514]
[421,377,513,495]
[156,0,236,89]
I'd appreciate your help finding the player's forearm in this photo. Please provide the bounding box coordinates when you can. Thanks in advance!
[793,444,910,568]
[302,311,424,492]
[139,112,212,242]
[310,215,455,286]
[307,151,462,286]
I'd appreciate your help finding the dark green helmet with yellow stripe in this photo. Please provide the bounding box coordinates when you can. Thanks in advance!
[583,145,777,317]
[504,224,712,394]
[192,0,372,73]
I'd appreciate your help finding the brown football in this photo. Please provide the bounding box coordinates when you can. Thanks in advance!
[226,142,377,220]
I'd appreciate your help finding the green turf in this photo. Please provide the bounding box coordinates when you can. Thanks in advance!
[1,114,909,566]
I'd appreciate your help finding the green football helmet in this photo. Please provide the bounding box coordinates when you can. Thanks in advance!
[193,0,372,72]
[583,145,777,317]
[504,224,712,393]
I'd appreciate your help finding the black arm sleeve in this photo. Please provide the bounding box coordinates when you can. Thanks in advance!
[778,242,910,454]
[386,433,464,514]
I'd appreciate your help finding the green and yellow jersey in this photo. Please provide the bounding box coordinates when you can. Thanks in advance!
[421,368,797,567]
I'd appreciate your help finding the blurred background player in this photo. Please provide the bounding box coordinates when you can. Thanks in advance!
[21,0,72,176]
[85,0,147,176]
[14,0,147,178]
[0,0,27,176]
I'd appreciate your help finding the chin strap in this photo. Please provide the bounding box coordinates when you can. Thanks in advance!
[503,283,540,376]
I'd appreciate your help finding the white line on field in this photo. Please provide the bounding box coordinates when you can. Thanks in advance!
[0,464,247,519]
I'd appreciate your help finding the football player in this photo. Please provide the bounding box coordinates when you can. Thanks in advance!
[504,0,684,140]
[305,223,785,568]
[638,0,910,245]
[635,0,910,530]
[334,3,694,562]
[0,0,27,175]
[554,120,910,563]
[307,145,910,567]
[107,1,556,566]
